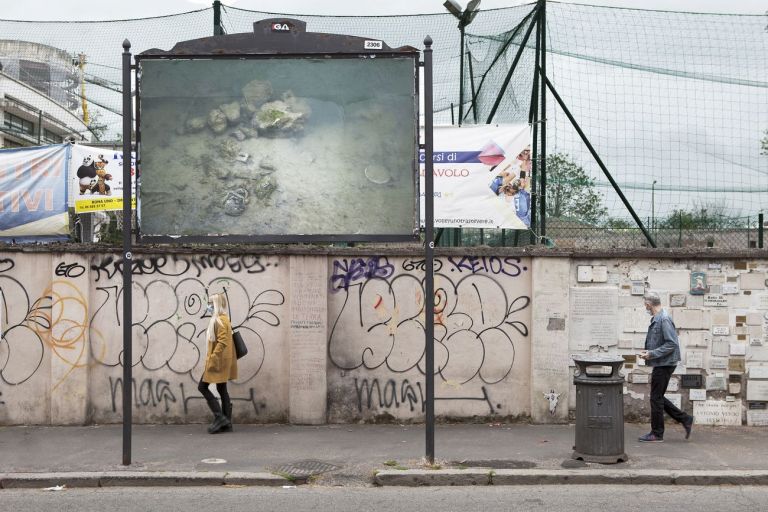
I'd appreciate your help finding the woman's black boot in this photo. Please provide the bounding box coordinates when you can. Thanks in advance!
[221,399,233,433]
[205,398,231,434]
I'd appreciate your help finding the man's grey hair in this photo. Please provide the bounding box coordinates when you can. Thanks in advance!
[643,291,661,306]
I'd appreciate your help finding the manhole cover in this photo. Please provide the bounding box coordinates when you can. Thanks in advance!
[451,460,536,469]
[269,460,341,478]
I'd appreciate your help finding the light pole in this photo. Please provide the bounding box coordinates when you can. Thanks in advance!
[443,0,481,125]
[651,179,657,238]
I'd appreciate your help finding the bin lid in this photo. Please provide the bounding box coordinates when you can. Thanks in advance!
[571,354,625,364]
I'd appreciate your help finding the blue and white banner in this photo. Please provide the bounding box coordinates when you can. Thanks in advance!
[420,124,531,230]
[0,144,69,239]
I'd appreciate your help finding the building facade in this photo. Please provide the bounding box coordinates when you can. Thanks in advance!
[0,40,90,148]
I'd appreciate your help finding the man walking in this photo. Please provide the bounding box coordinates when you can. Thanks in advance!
[638,291,694,442]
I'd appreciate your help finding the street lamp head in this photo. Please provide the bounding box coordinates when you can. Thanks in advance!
[463,0,482,25]
[443,0,463,18]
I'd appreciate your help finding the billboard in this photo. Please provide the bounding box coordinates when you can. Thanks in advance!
[420,124,532,230]
[136,56,418,242]
[70,145,136,213]
[0,144,69,240]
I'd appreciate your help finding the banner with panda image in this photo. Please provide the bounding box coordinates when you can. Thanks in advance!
[70,145,136,213]
[419,124,532,230]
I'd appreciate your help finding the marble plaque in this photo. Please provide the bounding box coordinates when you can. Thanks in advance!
[711,339,729,357]
[709,357,728,369]
[686,350,704,369]
[749,366,768,379]
[569,288,619,351]
[670,294,687,307]
[758,294,768,310]
[747,380,768,401]
[729,358,746,373]
[731,343,747,356]
[706,375,728,391]
[631,281,645,295]
[713,325,730,336]
[631,373,650,384]
[747,410,768,426]
[729,382,742,394]
[665,393,682,409]
[693,400,742,426]
[689,389,707,401]
[722,283,740,295]
[740,273,766,290]
[704,294,728,307]
[667,378,680,392]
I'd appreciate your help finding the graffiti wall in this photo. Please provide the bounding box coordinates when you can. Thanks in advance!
[0,252,290,425]
[0,251,532,425]
[326,255,532,422]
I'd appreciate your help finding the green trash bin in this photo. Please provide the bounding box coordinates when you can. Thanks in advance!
[572,354,628,464]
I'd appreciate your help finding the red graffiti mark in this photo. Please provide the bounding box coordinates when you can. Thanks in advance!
[374,295,383,309]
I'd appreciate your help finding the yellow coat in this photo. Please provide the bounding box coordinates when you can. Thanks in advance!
[202,314,238,384]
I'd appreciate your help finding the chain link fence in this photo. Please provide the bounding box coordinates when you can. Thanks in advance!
[1,2,766,250]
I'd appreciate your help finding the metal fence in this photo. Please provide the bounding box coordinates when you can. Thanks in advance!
[1,2,766,251]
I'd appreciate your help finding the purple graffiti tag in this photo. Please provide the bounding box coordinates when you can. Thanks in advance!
[329,257,395,292]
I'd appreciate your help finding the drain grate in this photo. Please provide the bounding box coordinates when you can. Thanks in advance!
[270,460,341,478]
[451,459,536,469]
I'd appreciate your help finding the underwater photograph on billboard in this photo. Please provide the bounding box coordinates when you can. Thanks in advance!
[137,56,418,240]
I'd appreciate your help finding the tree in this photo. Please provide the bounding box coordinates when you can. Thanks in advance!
[544,153,607,224]
[658,201,743,229]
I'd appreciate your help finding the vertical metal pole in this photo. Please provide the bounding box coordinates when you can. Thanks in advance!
[529,8,541,246]
[37,110,42,144]
[213,0,224,36]
[759,213,764,249]
[121,39,133,466]
[539,0,547,242]
[458,26,465,126]
[423,36,436,464]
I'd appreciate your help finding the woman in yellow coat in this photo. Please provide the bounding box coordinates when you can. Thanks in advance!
[198,293,238,434]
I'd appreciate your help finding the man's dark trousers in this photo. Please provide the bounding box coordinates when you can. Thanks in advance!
[651,366,689,438]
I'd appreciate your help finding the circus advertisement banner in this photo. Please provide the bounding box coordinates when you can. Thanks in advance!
[0,144,69,239]
[70,144,136,213]
[420,124,531,230]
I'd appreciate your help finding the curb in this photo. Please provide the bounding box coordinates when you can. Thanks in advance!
[0,471,290,489]
[374,469,768,487]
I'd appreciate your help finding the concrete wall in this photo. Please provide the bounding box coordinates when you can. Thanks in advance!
[1,249,766,427]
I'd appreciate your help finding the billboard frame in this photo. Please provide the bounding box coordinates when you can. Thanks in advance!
[133,18,421,244]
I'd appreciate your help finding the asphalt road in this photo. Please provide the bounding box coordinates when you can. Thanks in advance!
[1,485,765,512]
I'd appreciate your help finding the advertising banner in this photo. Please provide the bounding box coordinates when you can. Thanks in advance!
[70,145,136,213]
[420,124,531,230]
[0,144,69,238]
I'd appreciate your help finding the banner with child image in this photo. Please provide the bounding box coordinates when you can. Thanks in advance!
[419,124,531,230]
[70,145,136,213]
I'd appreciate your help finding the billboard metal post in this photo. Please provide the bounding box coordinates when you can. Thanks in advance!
[121,39,133,466]
[423,35,435,464]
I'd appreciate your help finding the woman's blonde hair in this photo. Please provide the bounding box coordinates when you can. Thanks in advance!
[206,292,228,342]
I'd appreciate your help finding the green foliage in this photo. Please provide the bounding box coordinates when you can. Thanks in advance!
[604,218,634,229]
[761,129,768,156]
[658,202,744,229]
[87,110,110,141]
[545,153,608,225]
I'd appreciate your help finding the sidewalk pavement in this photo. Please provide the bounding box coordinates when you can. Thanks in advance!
[2,422,768,488]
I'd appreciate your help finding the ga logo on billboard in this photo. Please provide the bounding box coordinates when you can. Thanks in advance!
[271,22,292,32]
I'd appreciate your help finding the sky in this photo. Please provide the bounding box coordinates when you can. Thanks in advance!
[0,0,765,20]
